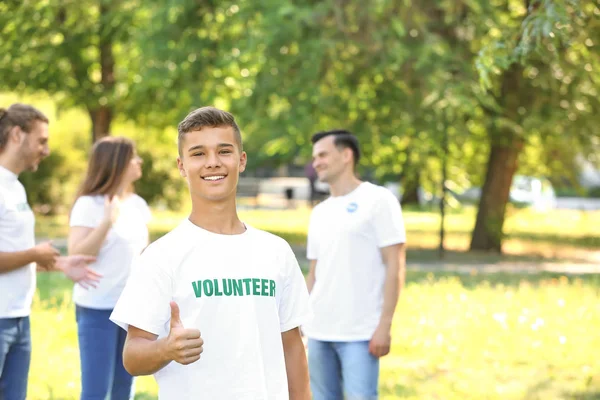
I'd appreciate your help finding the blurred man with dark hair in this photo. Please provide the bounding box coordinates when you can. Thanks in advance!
[0,103,99,400]
[305,129,407,400]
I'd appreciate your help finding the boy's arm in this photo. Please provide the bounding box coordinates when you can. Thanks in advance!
[122,301,204,376]
[123,325,170,376]
[281,327,310,400]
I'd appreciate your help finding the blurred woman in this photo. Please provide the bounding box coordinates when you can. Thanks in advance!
[68,137,150,400]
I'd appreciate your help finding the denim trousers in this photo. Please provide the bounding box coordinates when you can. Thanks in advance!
[0,317,31,400]
[76,306,134,400]
[308,339,379,400]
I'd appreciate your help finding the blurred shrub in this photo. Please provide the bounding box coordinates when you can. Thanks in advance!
[135,149,185,210]
[20,150,81,215]
[555,186,600,198]
[588,186,600,198]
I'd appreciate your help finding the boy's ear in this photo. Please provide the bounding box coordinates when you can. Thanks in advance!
[239,151,247,173]
[177,157,187,177]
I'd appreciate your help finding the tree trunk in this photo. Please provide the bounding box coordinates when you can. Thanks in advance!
[470,136,524,252]
[400,152,421,206]
[89,107,112,142]
[470,61,528,253]
[89,1,115,143]
[401,172,421,206]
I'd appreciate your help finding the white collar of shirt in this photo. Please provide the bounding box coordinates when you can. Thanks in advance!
[0,165,18,182]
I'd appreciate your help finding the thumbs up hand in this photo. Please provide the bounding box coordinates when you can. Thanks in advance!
[165,301,204,365]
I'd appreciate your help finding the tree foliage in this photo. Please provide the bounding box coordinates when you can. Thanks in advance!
[0,0,147,140]
[470,0,600,251]
[1,0,598,252]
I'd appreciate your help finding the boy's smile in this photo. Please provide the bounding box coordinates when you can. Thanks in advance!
[177,126,247,203]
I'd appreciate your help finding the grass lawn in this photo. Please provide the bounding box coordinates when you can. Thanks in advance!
[29,270,600,399]
[36,205,600,264]
[28,204,599,398]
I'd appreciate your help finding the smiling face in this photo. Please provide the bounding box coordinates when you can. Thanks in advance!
[177,126,247,203]
[312,134,351,184]
[18,121,50,172]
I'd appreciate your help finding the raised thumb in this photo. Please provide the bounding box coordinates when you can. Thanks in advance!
[169,301,183,329]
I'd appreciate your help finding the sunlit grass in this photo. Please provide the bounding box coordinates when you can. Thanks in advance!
[380,272,600,399]
[29,271,600,399]
[36,206,600,261]
[28,272,158,400]
[29,204,600,398]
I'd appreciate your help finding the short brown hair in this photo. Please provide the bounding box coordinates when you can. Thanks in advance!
[177,106,242,155]
[0,104,49,151]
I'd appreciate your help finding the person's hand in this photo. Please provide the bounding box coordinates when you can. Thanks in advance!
[165,301,203,365]
[103,196,121,226]
[369,324,392,358]
[36,263,53,272]
[58,255,102,289]
[33,241,60,269]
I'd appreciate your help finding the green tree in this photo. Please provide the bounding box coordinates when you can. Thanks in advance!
[0,2,191,209]
[470,0,599,251]
[0,0,147,141]
[232,0,487,197]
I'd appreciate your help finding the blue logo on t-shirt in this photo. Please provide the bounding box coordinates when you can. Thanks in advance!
[346,202,358,213]
[16,203,31,212]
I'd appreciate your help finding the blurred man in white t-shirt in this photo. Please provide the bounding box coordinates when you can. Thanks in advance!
[110,106,311,399]
[0,103,100,400]
[304,129,407,400]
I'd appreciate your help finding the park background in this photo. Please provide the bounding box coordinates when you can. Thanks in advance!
[1,1,600,399]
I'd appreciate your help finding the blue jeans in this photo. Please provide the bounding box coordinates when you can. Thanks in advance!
[0,317,31,400]
[76,306,134,400]
[308,339,379,400]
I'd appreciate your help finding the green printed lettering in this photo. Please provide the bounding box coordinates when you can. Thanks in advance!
[203,279,214,296]
[223,279,233,296]
[214,279,223,296]
[233,279,244,296]
[191,277,277,298]
[243,278,252,295]
[192,281,202,298]
[261,279,269,296]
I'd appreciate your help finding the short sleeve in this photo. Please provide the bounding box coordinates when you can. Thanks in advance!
[306,210,319,260]
[279,243,311,332]
[70,196,102,228]
[110,246,172,335]
[372,189,407,248]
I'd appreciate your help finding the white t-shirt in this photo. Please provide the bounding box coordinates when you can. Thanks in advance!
[110,219,311,400]
[304,182,406,341]
[0,166,36,318]
[70,194,150,309]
